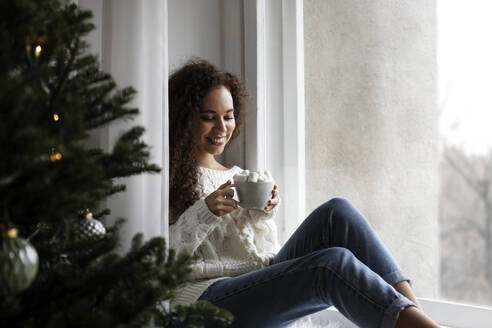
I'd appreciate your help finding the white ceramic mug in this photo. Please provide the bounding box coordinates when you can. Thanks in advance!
[227,181,274,210]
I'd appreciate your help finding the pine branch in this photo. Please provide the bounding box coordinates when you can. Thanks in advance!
[48,37,79,107]
[173,301,234,328]
[102,126,161,178]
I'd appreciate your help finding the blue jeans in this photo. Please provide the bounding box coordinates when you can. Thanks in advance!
[197,198,416,328]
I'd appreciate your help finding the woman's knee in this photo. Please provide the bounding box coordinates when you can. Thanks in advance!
[305,198,353,229]
[316,197,353,221]
[320,197,367,227]
[323,197,352,211]
[310,247,356,268]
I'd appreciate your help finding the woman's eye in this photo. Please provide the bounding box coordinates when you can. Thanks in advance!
[200,116,234,121]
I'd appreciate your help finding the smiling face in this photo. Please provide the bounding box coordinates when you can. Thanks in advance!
[193,85,236,165]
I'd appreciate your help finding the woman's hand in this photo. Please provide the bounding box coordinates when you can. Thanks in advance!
[264,184,279,211]
[205,180,238,216]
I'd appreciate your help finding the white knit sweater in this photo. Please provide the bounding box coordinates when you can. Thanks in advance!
[170,165,281,309]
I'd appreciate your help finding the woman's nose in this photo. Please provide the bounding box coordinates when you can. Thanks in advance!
[214,118,226,132]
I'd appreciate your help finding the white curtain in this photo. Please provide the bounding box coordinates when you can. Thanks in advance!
[80,0,169,250]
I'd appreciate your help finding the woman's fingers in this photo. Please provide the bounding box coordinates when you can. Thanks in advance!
[218,179,232,189]
[224,198,238,208]
[216,196,237,208]
[268,196,279,205]
[263,184,280,210]
[269,185,279,202]
[264,193,279,211]
[221,187,235,199]
[205,182,238,215]
[216,200,238,215]
[271,185,278,197]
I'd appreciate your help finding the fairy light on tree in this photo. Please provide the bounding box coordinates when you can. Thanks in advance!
[34,45,42,58]
[49,148,62,162]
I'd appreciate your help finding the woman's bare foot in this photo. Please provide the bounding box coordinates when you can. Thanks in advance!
[394,281,422,309]
[392,281,440,327]
[396,306,440,328]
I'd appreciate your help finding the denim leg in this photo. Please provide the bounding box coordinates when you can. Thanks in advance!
[198,248,415,328]
[273,197,411,286]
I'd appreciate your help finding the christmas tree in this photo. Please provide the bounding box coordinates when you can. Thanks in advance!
[0,0,233,327]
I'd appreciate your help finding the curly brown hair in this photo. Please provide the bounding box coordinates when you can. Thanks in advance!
[169,58,248,224]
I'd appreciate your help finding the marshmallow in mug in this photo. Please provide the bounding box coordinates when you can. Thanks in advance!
[233,169,274,183]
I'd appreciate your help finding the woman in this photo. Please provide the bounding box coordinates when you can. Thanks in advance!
[169,59,440,328]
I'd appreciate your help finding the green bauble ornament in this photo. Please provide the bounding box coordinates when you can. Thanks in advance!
[0,229,39,295]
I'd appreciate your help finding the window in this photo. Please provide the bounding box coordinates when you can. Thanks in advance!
[303,0,492,325]
[438,0,492,308]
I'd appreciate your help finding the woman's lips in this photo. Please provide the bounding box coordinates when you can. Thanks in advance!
[208,137,226,145]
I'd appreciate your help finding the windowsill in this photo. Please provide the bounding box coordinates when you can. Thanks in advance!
[419,297,492,328]
[298,298,492,328]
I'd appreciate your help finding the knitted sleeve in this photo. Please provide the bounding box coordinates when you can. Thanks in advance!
[169,198,221,257]
[251,218,281,255]
[249,195,282,254]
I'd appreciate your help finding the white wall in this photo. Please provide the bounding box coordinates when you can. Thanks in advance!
[304,0,439,297]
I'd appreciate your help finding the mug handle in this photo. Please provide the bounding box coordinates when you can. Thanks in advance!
[225,184,242,206]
